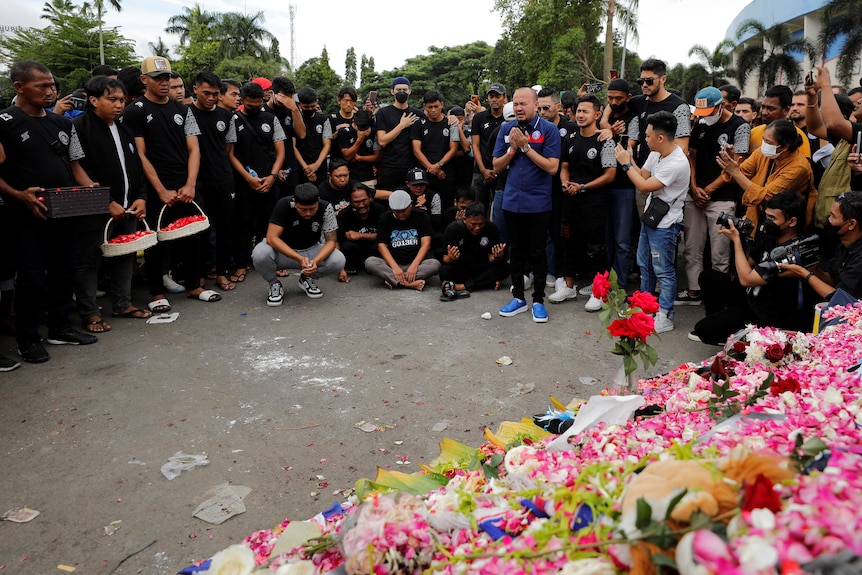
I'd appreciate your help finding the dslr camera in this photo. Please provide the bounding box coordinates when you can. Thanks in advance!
[716,212,754,237]
[768,235,820,268]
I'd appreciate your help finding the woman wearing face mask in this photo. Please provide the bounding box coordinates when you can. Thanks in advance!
[779,191,862,300]
[717,119,816,231]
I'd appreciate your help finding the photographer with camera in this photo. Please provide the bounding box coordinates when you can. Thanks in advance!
[690,191,816,345]
[778,191,862,300]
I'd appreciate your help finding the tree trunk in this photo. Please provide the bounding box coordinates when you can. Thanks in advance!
[604,0,616,84]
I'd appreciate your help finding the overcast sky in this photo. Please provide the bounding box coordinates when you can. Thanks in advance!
[4,0,753,81]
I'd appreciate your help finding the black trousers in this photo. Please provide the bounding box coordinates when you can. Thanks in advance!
[440,260,510,292]
[198,180,235,276]
[145,195,204,296]
[504,210,551,303]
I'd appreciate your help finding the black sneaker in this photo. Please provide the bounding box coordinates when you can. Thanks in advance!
[46,328,98,346]
[17,341,50,363]
[0,353,21,371]
[298,275,323,299]
[674,289,702,306]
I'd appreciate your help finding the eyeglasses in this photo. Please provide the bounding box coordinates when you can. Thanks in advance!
[636,77,658,86]
[537,105,552,111]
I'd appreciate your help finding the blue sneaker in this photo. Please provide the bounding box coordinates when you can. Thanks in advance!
[499,298,528,317]
[531,302,548,323]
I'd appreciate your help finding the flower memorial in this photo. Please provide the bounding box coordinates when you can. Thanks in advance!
[184,303,862,575]
[592,270,660,385]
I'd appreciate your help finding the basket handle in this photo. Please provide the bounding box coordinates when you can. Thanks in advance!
[103,215,151,244]
[157,200,207,230]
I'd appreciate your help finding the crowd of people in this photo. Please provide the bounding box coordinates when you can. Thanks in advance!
[1,54,862,372]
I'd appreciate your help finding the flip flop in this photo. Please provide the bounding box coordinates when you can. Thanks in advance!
[112,307,152,319]
[230,270,247,283]
[148,298,172,313]
[216,279,236,291]
[83,317,111,333]
[188,289,222,302]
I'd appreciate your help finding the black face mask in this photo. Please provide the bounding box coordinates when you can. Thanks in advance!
[610,102,627,114]
[759,219,782,238]
[301,109,315,119]
[394,92,409,104]
[245,107,261,117]
[829,221,848,238]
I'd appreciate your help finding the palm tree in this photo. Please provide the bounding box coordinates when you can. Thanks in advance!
[93,0,122,65]
[165,4,217,46]
[735,18,816,95]
[688,39,736,86]
[603,0,639,83]
[148,37,171,58]
[216,11,275,61]
[819,0,862,86]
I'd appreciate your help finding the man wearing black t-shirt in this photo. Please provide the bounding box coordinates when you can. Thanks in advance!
[679,86,751,306]
[190,71,237,292]
[629,59,691,167]
[376,76,423,191]
[228,81,286,283]
[336,183,385,278]
[365,189,440,290]
[0,60,99,363]
[411,90,459,207]
[317,158,357,215]
[600,78,639,285]
[337,109,380,186]
[550,95,617,310]
[264,76,306,197]
[251,183,344,306]
[295,87,332,184]
[440,202,508,300]
[470,84,508,209]
[328,86,357,162]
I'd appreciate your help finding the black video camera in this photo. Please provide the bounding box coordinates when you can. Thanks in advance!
[768,235,820,268]
[716,211,754,237]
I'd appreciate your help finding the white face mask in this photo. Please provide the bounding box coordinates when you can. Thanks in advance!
[700,109,721,126]
[760,141,782,158]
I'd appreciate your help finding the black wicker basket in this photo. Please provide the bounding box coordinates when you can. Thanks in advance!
[37,186,110,218]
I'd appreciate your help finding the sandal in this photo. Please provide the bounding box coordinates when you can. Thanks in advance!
[112,307,152,319]
[216,277,236,291]
[84,316,111,333]
[230,269,247,283]
[206,268,218,280]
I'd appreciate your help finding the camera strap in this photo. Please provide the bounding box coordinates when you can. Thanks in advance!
[11,107,73,179]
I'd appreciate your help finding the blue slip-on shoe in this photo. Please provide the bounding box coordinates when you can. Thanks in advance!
[499,298,528,317]
[531,302,548,323]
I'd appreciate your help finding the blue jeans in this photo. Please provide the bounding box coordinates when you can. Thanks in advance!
[636,222,682,315]
[607,187,636,285]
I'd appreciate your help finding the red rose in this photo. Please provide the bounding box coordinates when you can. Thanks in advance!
[741,474,782,513]
[765,343,786,362]
[770,377,801,395]
[627,312,655,341]
[627,291,659,315]
[732,341,748,353]
[608,318,638,340]
[592,271,611,299]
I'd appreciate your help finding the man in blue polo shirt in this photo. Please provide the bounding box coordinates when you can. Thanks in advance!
[492,87,561,322]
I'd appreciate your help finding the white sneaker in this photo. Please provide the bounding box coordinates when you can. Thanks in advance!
[578,283,594,296]
[584,295,603,312]
[548,285,577,303]
[654,310,674,334]
[545,274,556,288]
[554,277,567,293]
[163,273,185,294]
[267,281,284,306]
[510,274,534,294]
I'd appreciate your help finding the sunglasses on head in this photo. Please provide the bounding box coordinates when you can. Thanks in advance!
[636,77,657,86]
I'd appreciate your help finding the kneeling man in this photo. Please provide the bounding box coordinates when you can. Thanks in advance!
[440,202,508,301]
[252,183,345,306]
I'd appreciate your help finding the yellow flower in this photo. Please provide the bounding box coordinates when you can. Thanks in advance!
[206,544,254,575]
[275,561,315,575]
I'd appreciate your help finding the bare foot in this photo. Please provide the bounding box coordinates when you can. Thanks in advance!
[384,280,395,290]
[494,281,502,290]
[404,279,426,291]
[338,270,350,283]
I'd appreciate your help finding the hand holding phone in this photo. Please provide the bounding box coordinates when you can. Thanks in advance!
[619,135,629,149]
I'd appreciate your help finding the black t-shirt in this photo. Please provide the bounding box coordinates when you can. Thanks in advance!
[295,111,332,164]
[0,106,75,191]
[317,179,358,214]
[411,117,456,171]
[263,102,299,171]
[189,104,235,184]
[121,97,201,189]
[336,127,377,182]
[629,93,692,166]
[269,197,337,250]
[232,110,286,181]
[376,209,433,265]
[470,109,506,172]
[336,201,385,243]
[690,114,750,202]
[328,112,353,161]
[608,107,639,187]
[375,104,425,169]
[443,219,501,268]
[825,235,862,299]
[750,237,813,328]
[561,130,617,188]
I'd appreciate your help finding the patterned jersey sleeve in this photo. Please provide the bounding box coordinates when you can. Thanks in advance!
[733,122,751,155]
[225,114,237,144]
[600,138,617,168]
[271,118,286,142]
[68,125,85,162]
[322,202,338,234]
[673,103,692,138]
[184,108,202,137]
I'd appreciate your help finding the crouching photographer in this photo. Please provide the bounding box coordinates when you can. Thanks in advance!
[690,190,818,344]
[778,191,862,301]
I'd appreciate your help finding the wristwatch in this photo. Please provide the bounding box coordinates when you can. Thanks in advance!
[520,144,532,154]
[579,183,586,193]
[621,163,633,172]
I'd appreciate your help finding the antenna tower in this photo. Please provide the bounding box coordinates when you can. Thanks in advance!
[289,4,297,70]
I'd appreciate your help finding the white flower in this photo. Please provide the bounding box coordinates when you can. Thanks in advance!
[749,508,775,530]
[735,535,778,572]
[275,561,315,575]
[822,386,843,406]
[206,544,255,575]
[780,391,798,408]
[556,557,616,575]
[503,444,540,477]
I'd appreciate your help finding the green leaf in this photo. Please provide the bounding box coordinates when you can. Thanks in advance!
[800,436,829,456]
[624,355,637,376]
[635,497,653,530]
[664,488,688,519]
[689,509,713,531]
[651,552,677,569]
